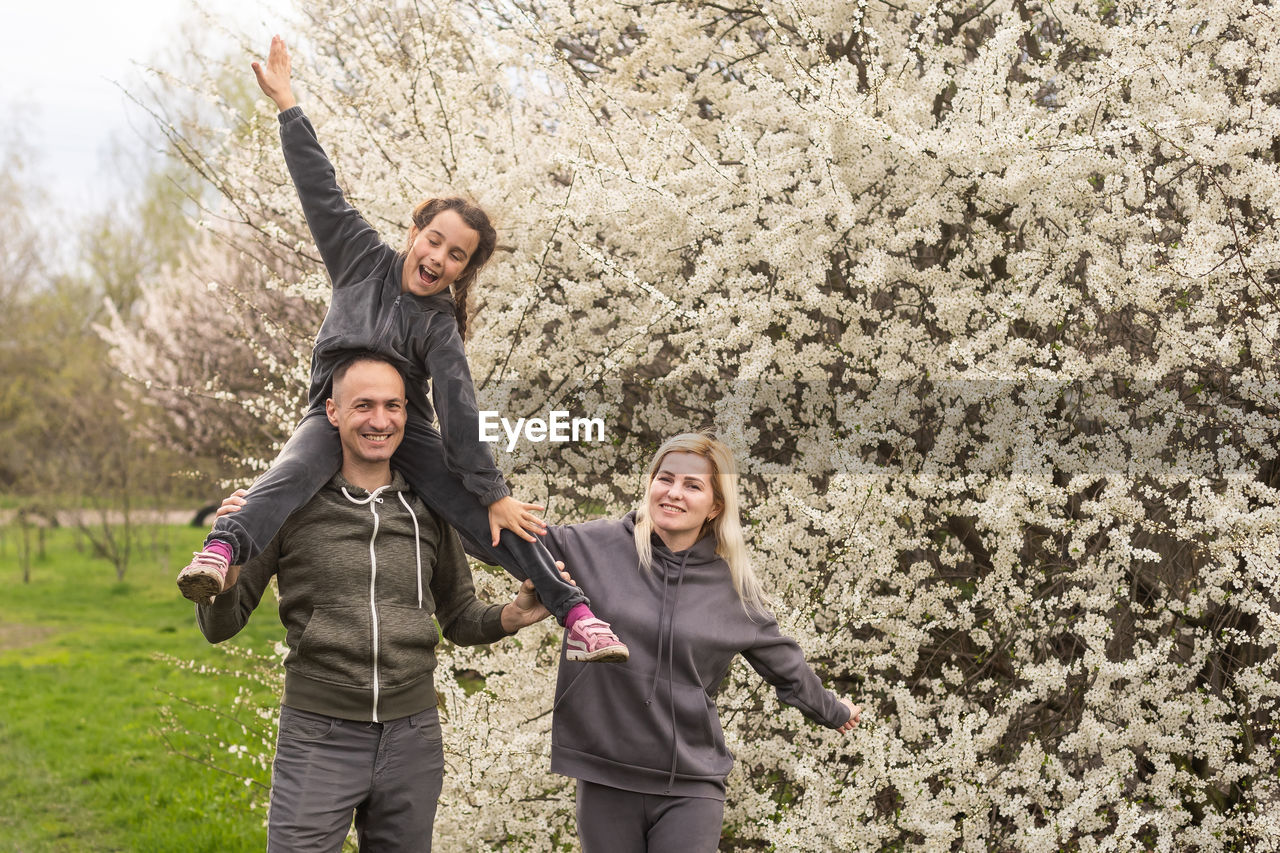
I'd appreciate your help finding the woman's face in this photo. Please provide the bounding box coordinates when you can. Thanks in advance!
[647,451,719,552]
[401,209,480,297]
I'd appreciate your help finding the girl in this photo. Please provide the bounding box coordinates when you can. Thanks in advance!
[542,433,860,851]
[177,35,626,663]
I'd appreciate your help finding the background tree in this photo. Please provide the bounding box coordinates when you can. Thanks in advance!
[122,0,1280,848]
[0,124,57,582]
[0,120,218,579]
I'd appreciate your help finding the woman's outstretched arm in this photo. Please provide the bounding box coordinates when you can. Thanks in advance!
[742,619,862,733]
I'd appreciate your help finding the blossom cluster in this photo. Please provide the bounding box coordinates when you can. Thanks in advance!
[116,0,1280,848]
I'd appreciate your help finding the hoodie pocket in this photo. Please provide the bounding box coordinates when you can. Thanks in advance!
[292,605,372,687]
[375,604,440,689]
[553,664,732,779]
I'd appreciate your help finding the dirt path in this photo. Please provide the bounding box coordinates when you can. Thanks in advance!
[0,509,197,527]
[0,623,57,652]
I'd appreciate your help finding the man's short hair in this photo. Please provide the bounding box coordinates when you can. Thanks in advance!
[331,351,406,398]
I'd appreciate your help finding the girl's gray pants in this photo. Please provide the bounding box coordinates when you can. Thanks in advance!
[206,405,587,623]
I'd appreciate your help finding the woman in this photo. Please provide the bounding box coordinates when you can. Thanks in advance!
[543,433,860,852]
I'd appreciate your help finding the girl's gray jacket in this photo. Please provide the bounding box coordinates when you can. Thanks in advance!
[543,513,851,800]
[279,105,509,507]
[197,472,510,722]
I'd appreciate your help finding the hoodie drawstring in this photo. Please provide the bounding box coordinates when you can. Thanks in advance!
[646,561,674,708]
[397,491,424,608]
[643,548,691,793]
[342,486,425,609]
[664,559,688,792]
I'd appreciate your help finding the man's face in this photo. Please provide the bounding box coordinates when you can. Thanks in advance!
[325,360,407,467]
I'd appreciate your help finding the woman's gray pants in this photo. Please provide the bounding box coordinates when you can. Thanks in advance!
[575,779,725,853]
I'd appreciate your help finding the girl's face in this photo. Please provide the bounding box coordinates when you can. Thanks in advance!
[647,451,720,552]
[401,209,480,297]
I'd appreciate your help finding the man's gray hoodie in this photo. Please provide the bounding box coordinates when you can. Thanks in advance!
[544,513,850,800]
[278,105,509,507]
[197,472,509,722]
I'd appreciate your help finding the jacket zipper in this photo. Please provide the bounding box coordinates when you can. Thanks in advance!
[367,496,383,722]
[373,294,402,351]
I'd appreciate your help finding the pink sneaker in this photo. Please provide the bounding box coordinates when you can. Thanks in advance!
[176,550,230,603]
[566,617,629,663]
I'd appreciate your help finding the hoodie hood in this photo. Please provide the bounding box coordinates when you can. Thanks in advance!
[620,509,722,570]
[325,470,413,498]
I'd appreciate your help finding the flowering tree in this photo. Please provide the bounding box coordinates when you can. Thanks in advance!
[117,0,1280,848]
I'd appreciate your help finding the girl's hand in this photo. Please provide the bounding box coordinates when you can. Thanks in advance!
[215,489,249,519]
[487,495,548,546]
[251,34,297,112]
[836,698,862,734]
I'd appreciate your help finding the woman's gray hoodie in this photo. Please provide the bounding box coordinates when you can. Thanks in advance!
[544,513,850,800]
[278,105,509,506]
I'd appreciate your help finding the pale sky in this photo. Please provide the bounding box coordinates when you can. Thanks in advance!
[0,0,288,217]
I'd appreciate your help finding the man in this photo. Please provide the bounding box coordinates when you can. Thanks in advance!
[197,352,558,852]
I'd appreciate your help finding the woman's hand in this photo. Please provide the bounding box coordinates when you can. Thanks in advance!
[836,698,862,734]
[251,34,297,112]
[500,562,576,632]
[487,495,548,546]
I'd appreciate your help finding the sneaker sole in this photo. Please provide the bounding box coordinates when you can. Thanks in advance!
[565,644,630,663]
[177,567,224,603]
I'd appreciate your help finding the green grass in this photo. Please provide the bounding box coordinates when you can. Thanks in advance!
[0,524,282,852]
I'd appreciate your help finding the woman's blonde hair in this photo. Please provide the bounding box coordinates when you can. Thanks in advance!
[633,432,772,615]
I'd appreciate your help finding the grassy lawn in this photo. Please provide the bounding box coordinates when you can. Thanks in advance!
[0,524,282,852]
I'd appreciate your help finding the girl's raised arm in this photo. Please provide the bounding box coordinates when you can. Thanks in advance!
[253,36,383,289]
[251,35,297,113]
